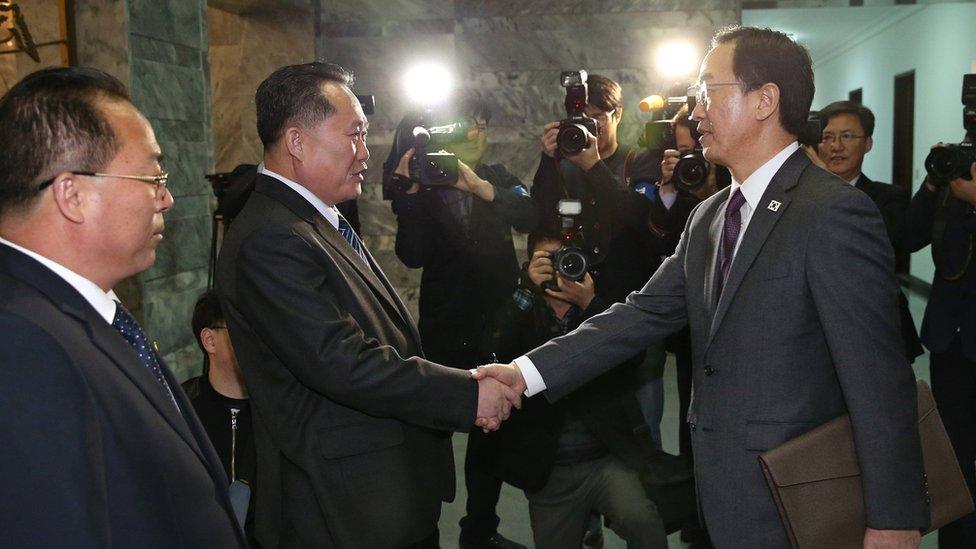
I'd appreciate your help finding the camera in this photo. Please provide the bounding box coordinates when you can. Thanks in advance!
[408,120,469,186]
[672,150,710,193]
[798,110,825,147]
[637,89,711,192]
[556,70,599,157]
[544,199,589,290]
[924,74,976,186]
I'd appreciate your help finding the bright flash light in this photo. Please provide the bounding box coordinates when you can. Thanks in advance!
[655,41,698,78]
[403,62,454,106]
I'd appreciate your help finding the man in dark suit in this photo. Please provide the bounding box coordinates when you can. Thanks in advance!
[905,154,976,548]
[0,68,245,547]
[477,27,928,548]
[816,100,923,362]
[214,62,519,549]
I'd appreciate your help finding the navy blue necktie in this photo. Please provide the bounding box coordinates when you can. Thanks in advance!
[337,213,369,264]
[717,189,747,297]
[112,302,179,409]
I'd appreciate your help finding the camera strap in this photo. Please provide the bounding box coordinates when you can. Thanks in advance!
[932,186,974,281]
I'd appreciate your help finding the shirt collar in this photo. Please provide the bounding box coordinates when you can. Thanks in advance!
[729,142,800,211]
[0,237,119,324]
[847,173,862,186]
[258,164,340,231]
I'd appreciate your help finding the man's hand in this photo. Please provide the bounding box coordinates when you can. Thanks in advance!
[545,272,595,309]
[454,160,496,202]
[564,131,600,171]
[541,122,560,158]
[660,148,681,186]
[948,162,976,206]
[527,250,555,288]
[472,362,527,397]
[863,527,920,549]
[473,376,521,433]
[394,148,420,194]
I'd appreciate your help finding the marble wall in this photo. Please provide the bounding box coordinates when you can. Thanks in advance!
[209,3,316,172]
[0,0,66,93]
[317,0,741,318]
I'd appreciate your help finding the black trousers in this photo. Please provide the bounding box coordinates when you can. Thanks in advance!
[931,335,976,549]
[459,429,503,542]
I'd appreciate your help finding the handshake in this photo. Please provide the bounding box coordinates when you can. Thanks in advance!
[471,362,529,433]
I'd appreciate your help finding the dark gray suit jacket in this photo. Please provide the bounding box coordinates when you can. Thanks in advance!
[215,175,479,548]
[526,150,929,546]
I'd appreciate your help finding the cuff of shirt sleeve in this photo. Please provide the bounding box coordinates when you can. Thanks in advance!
[513,355,546,397]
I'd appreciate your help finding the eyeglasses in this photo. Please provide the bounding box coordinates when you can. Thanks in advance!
[820,132,866,146]
[38,171,170,199]
[584,109,616,121]
[688,81,741,108]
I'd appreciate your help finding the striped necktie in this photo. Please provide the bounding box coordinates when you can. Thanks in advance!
[337,213,369,264]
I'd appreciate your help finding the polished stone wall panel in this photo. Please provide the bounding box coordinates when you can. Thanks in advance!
[318,0,740,316]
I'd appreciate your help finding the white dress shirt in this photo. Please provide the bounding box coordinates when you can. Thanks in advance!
[259,164,342,231]
[515,142,801,397]
[0,237,119,324]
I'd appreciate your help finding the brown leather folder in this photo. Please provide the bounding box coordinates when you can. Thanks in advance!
[758,380,974,548]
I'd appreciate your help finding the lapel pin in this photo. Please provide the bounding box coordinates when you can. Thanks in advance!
[767,200,781,212]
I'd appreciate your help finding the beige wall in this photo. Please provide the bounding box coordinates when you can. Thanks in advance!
[208,4,316,172]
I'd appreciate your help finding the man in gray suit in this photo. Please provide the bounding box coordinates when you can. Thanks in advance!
[476,26,928,548]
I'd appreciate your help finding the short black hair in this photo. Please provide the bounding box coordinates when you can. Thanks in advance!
[713,26,814,137]
[255,62,354,147]
[0,67,130,216]
[586,74,623,114]
[452,91,492,125]
[526,226,565,259]
[192,290,225,369]
[819,100,875,137]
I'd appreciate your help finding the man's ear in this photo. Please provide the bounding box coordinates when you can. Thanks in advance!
[755,83,780,122]
[200,328,217,355]
[283,126,305,161]
[51,173,86,224]
[864,136,873,154]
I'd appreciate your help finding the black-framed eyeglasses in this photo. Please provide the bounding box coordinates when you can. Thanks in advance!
[820,132,866,145]
[37,171,170,199]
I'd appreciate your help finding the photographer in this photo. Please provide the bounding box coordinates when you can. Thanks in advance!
[905,149,976,548]
[532,73,663,439]
[388,95,537,549]
[479,228,668,549]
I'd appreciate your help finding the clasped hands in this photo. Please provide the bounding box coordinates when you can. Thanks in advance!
[471,363,528,433]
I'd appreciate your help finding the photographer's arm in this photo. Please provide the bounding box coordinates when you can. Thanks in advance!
[486,165,539,233]
[391,150,432,268]
[579,158,650,229]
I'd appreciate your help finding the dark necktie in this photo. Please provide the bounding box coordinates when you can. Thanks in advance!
[112,302,179,409]
[337,213,369,264]
[717,189,747,296]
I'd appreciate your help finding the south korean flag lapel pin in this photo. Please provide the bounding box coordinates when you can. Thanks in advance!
[767,200,782,212]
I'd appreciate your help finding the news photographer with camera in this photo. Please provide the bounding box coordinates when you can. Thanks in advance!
[905,75,976,546]
[476,227,668,549]
[386,94,537,549]
[533,74,663,410]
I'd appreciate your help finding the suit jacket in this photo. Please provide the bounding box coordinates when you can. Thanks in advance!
[525,150,929,546]
[0,245,245,548]
[215,175,479,548]
[856,174,923,360]
[905,184,976,360]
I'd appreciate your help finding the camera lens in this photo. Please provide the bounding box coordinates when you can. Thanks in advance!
[674,153,709,192]
[925,147,958,184]
[557,124,589,156]
[556,248,587,281]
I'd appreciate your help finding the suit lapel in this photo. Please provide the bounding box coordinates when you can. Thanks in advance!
[0,246,211,470]
[255,177,422,350]
[707,150,808,346]
[702,189,729,323]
